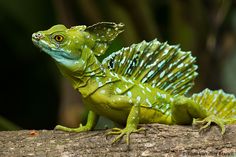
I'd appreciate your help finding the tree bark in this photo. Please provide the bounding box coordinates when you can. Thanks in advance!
[0,124,236,157]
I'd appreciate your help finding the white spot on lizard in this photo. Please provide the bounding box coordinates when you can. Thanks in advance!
[127,91,132,97]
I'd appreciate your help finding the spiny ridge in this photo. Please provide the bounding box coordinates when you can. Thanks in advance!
[191,89,236,122]
[102,39,198,95]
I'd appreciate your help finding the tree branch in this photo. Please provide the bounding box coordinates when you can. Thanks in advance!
[1,124,236,156]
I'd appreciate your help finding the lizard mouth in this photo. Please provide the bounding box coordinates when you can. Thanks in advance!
[32,38,39,47]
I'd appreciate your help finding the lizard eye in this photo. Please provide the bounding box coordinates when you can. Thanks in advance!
[54,35,64,42]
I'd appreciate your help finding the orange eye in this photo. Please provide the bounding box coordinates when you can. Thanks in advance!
[54,35,64,42]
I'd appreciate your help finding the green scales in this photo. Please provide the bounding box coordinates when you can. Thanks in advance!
[32,22,236,144]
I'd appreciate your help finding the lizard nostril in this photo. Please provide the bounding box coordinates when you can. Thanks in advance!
[32,32,43,40]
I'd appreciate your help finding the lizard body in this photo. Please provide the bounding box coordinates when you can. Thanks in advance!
[32,22,236,144]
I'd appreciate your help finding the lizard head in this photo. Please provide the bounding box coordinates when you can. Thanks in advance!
[32,22,124,67]
[32,24,89,66]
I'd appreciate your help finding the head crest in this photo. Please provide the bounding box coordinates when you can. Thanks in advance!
[85,22,124,56]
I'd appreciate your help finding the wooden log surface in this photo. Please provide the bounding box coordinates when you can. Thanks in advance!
[0,124,236,157]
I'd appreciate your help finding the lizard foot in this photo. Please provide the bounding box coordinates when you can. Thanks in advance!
[193,115,226,134]
[106,126,146,145]
[55,124,90,133]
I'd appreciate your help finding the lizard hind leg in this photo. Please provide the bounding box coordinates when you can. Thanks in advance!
[172,96,226,134]
[191,89,236,134]
[171,96,208,125]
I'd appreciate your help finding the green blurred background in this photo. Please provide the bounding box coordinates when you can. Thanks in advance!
[1,0,236,131]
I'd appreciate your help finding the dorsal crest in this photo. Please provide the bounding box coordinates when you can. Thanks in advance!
[102,39,198,95]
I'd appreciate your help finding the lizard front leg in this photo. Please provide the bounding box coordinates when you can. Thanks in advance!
[106,96,145,144]
[55,110,98,132]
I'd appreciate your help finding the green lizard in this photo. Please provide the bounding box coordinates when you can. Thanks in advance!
[32,22,236,144]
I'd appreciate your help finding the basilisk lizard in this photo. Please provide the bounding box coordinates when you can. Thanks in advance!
[32,22,236,144]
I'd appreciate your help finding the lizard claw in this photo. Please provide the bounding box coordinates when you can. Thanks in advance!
[193,115,226,134]
[106,127,146,145]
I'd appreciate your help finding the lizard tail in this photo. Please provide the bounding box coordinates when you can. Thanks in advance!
[191,88,236,124]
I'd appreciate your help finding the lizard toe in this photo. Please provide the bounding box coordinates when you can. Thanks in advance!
[193,115,226,134]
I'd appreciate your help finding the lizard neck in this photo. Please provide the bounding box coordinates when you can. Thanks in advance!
[56,46,110,97]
